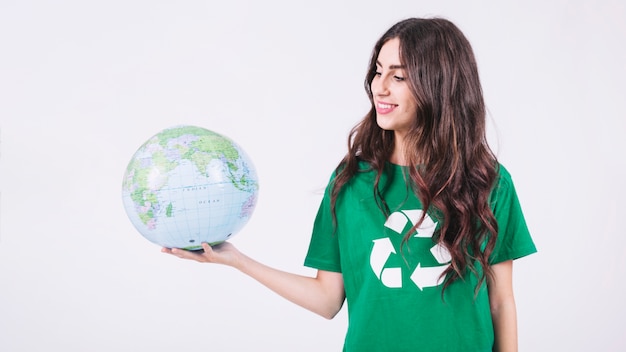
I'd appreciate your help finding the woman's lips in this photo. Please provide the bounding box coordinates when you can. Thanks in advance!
[376,102,397,114]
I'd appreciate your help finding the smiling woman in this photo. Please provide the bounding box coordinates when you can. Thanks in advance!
[324,18,536,351]
[164,17,536,352]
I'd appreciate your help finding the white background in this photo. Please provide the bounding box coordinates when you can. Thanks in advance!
[1,0,625,351]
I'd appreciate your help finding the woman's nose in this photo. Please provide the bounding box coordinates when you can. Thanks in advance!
[372,76,389,96]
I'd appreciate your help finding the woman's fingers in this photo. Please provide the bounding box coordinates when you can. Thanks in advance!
[161,242,217,263]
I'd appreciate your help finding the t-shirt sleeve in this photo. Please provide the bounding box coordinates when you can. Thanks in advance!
[303,177,342,273]
[489,165,537,264]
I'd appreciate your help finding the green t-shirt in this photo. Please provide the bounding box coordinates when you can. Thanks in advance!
[304,162,536,352]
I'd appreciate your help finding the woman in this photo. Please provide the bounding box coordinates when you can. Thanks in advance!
[164,17,536,352]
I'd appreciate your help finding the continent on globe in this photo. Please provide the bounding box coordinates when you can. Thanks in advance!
[121,125,259,250]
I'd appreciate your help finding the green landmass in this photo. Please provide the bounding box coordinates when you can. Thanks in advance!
[138,208,154,224]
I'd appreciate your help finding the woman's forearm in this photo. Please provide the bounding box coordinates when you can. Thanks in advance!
[236,253,345,319]
[488,260,518,352]
[165,242,345,319]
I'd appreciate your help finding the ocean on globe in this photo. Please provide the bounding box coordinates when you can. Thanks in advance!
[121,125,259,250]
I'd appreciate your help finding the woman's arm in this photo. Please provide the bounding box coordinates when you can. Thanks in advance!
[487,260,518,352]
[162,242,345,319]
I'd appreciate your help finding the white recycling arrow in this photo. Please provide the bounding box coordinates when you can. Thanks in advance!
[401,209,437,237]
[370,238,402,288]
[381,267,402,288]
[430,243,452,264]
[384,211,409,234]
[410,263,449,291]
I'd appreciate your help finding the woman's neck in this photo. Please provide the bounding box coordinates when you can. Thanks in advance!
[390,132,409,166]
[390,145,408,166]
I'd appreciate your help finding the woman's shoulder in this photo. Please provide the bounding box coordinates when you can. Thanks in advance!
[495,163,516,187]
[492,162,522,200]
[496,162,512,181]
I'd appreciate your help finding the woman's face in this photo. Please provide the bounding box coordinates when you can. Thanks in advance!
[371,38,418,139]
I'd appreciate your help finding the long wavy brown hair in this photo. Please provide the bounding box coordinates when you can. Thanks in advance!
[330,18,499,293]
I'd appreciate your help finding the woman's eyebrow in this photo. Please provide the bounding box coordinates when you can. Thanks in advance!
[375,60,406,70]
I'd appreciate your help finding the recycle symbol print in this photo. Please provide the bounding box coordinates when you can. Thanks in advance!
[369,209,452,290]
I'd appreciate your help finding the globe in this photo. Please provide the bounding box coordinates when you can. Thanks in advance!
[121,125,259,250]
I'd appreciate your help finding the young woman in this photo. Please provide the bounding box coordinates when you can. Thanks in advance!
[163,17,536,352]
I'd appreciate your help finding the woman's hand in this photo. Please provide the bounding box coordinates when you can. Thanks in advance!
[161,242,242,268]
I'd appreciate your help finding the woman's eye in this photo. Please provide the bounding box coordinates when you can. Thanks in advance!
[374,71,382,76]
[393,75,405,81]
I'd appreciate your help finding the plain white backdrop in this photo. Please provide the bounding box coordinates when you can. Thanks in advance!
[1,0,625,351]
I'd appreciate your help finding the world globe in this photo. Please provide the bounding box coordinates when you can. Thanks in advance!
[122,125,259,250]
